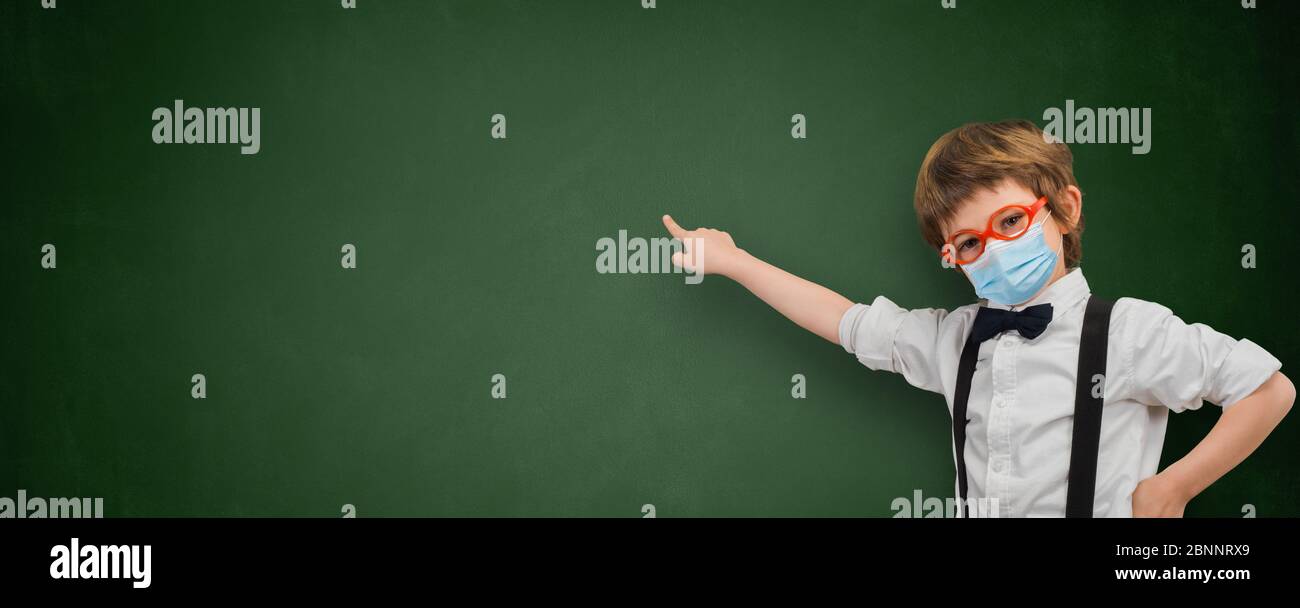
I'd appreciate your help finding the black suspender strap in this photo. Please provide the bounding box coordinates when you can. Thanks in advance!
[951,333,980,518]
[1065,295,1115,518]
[950,294,1115,518]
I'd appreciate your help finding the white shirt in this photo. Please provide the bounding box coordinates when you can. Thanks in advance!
[838,267,1282,517]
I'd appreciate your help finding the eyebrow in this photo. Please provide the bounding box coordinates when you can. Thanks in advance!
[945,215,980,236]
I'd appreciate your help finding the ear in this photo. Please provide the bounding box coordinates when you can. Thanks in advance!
[1054,185,1083,234]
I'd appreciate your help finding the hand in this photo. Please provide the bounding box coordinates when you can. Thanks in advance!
[661,214,747,278]
[1131,472,1189,518]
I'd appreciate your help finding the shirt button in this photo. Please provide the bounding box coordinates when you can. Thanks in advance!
[992,460,1004,473]
[1001,340,1013,349]
[993,397,1006,408]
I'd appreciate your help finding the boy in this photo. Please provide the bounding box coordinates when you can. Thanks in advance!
[660,119,1294,517]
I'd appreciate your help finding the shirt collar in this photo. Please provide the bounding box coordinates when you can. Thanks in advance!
[982,266,1091,312]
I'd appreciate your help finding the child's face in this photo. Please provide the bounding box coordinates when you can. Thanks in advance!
[943,178,1073,305]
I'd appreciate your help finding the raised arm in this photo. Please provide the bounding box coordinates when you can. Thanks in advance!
[662,214,854,344]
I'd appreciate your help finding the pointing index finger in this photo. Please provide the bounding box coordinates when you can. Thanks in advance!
[662,214,688,239]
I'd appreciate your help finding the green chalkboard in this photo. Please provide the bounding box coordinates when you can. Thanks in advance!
[2,0,1296,517]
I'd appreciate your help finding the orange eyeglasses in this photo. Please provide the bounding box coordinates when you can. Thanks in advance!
[940,196,1049,265]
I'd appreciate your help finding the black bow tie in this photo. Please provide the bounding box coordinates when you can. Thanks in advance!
[970,303,1054,343]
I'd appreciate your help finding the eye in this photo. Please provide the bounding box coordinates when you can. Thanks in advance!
[996,210,1030,235]
[957,237,978,251]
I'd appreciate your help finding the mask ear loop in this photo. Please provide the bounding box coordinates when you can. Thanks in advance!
[1040,208,1067,261]
[1034,206,1053,229]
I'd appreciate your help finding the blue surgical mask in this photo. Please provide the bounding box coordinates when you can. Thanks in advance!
[963,212,1060,306]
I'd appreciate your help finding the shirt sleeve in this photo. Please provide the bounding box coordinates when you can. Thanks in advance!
[1115,298,1282,412]
[838,295,949,395]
